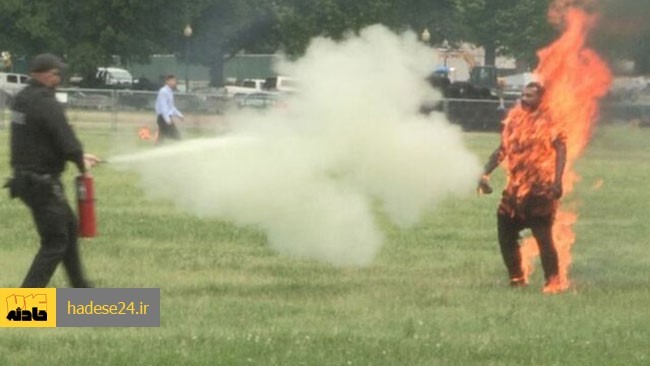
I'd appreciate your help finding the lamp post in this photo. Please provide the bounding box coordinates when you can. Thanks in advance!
[420,28,431,44]
[441,39,450,67]
[183,24,193,92]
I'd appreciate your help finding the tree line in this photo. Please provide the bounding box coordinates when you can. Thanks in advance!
[0,0,647,86]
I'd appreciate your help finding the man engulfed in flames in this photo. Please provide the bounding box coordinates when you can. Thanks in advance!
[475,1,612,294]
[478,82,567,293]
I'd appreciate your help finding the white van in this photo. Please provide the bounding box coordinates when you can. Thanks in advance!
[241,78,265,91]
[96,67,133,87]
[222,78,266,97]
[0,72,30,97]
[263,76,297,92]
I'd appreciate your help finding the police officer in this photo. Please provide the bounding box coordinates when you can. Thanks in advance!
[6,53,101,288]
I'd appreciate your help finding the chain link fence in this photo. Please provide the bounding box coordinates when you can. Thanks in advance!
[422,98,516,131]
[1,87,649,132]
[0,88,231,134]
[59,88,229,132]
[601,87,650,127]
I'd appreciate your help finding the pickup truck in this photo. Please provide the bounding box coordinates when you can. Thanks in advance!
[223,78,265,97]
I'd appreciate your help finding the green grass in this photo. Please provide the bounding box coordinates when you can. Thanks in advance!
[0,122,649,365]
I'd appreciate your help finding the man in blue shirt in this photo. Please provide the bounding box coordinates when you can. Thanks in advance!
[154,74,184,143]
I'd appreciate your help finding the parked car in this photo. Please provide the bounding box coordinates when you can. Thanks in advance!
[70,67,135,89]
[0,72,30,105]
[223,78,266,97]
[241,78,265,91]
[96,67,133,88]
[238,92,288,110]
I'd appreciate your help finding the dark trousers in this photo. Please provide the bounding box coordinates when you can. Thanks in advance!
[15,173,89,288]
[156,115,181,143]
[497,212,559,282]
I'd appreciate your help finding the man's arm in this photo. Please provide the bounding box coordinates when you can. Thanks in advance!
[162,88,184,121]
[161,88,174,123]
[551,136,567,199]
[484,144,504,176]
[478,144,505,194]
[168,92,183,120]
[155,87,176,124]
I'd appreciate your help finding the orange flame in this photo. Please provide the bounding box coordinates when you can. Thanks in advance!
[138,127,154,141]
[516,6,612,293]
[591,178,604,191]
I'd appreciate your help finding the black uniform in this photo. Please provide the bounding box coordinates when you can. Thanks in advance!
[7,78,90,288]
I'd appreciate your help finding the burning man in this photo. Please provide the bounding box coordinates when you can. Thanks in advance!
[478,82,567,292]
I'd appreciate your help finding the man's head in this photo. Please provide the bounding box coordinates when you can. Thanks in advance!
[165,74,177,89]
[29,53,66,89]
[521,82,544,111]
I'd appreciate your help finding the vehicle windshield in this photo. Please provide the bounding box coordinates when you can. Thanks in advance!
[110,70,132,80]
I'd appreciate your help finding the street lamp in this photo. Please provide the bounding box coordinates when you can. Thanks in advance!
[441,39,450,67]
[420,28,431,44]
[183,24,193,92]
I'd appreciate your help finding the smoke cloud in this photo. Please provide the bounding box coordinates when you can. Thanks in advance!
[112,25,481,266]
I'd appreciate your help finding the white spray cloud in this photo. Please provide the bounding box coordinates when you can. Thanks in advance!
[111,25,481,266]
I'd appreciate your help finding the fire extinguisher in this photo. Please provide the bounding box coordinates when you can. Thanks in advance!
[76,174,97,238]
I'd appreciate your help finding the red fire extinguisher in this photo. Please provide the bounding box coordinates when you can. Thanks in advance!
[76,174,97,238]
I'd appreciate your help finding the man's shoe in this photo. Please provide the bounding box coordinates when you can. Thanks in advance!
[509,276,528,287]
[542,276,568,294]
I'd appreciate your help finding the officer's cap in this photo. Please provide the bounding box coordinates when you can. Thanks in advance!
[29,53,66,73]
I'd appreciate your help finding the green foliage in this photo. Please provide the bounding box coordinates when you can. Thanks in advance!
[500,0,556,67]
[272,0,398,56]
[1,0,647,77]
[271,0,461,56]
[397,0,461,44]
[453,0,555,66]
[0,0,182,78]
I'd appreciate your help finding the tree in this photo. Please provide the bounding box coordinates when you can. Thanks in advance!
[184,0,279,86]
[271,0,398,56]
[270,0,461,55]
[186,0,405,85]
[0,0,181,81]
[393,0,462,46]
[499,0,555,69]
[453,0,554,67]
[55,0,184,82]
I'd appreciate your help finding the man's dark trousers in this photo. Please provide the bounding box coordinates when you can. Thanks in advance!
[156,115,181,143]
[17,173,89,288]
[497,195,560,282]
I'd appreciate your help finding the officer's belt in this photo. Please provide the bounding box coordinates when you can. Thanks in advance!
[14,170,60,183]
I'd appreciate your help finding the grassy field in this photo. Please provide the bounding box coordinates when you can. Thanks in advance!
[0,121,648,365]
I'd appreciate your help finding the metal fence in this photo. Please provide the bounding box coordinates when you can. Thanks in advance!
[423,98,517,131]
[1,87,649,132]
[57,88,229,131]
[0,88,230,132]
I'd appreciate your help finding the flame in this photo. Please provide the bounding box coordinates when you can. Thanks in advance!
[591,178,604,191]
[505,6,612,293]
[138,127,155,141]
